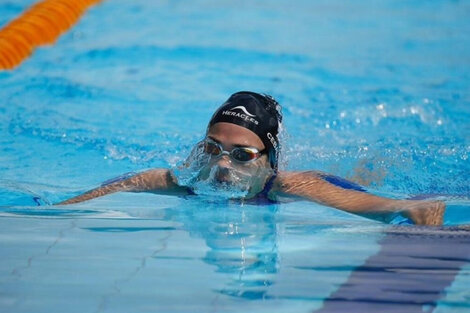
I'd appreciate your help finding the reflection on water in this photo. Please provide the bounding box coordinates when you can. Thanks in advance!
[163,199,280,300]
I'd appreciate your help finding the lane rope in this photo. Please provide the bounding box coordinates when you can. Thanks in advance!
[0,0,102,70]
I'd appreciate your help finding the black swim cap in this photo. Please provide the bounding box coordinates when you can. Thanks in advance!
[208,91,282,170]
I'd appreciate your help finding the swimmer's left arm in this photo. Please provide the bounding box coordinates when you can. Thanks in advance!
[273,171,445,226]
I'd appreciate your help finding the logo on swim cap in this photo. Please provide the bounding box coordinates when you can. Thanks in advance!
[231,106,256,117]
[221,105,259,125]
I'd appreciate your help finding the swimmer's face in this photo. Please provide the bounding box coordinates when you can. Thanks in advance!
[197,122,272,196]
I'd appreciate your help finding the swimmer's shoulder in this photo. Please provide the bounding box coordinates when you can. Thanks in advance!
[268,170,324,199]
[271,170,323,187]
[271,170,366,194]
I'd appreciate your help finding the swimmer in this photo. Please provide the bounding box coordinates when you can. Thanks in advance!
[58,91,445,225]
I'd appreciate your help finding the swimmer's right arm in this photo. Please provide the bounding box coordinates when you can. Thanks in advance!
[57,169,187,205]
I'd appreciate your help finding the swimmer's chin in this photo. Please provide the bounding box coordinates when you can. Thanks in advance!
[195,174,239,187]
[214,177,236,186]
[212,180,248,192]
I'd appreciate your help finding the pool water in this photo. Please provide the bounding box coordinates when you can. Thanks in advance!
[1,0,469,312]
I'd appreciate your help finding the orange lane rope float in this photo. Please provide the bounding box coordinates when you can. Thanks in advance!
[0,0,102,70]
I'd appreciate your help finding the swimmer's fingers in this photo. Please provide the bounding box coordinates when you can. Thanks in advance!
[402,200,446,226]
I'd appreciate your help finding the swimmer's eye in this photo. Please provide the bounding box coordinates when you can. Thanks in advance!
[204,140,223,155]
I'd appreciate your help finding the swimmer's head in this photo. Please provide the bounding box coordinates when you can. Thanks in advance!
[176,91,283,198]
[207,91,282,171]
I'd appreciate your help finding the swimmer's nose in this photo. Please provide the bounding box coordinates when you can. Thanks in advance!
[215,155,232,182]
[215,154,232,168]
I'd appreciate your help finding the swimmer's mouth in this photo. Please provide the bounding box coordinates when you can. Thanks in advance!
[214,177,235,185]
[213,167,236,184]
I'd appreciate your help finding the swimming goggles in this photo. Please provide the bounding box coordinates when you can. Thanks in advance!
[202,138,265,163]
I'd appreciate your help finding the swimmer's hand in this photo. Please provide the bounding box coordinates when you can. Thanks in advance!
[401,200,445,226]
[56,169,185,205]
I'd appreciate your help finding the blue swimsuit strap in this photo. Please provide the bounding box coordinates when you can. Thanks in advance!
[256,174,277,199]
[319,173,367,192]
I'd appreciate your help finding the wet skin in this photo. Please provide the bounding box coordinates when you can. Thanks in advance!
[58,122,445,226]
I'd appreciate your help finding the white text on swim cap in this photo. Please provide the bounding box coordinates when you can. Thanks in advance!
[267,132,278,150]
[222,106,259,125]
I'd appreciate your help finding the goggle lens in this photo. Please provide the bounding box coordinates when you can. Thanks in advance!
[232,148,257,162]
